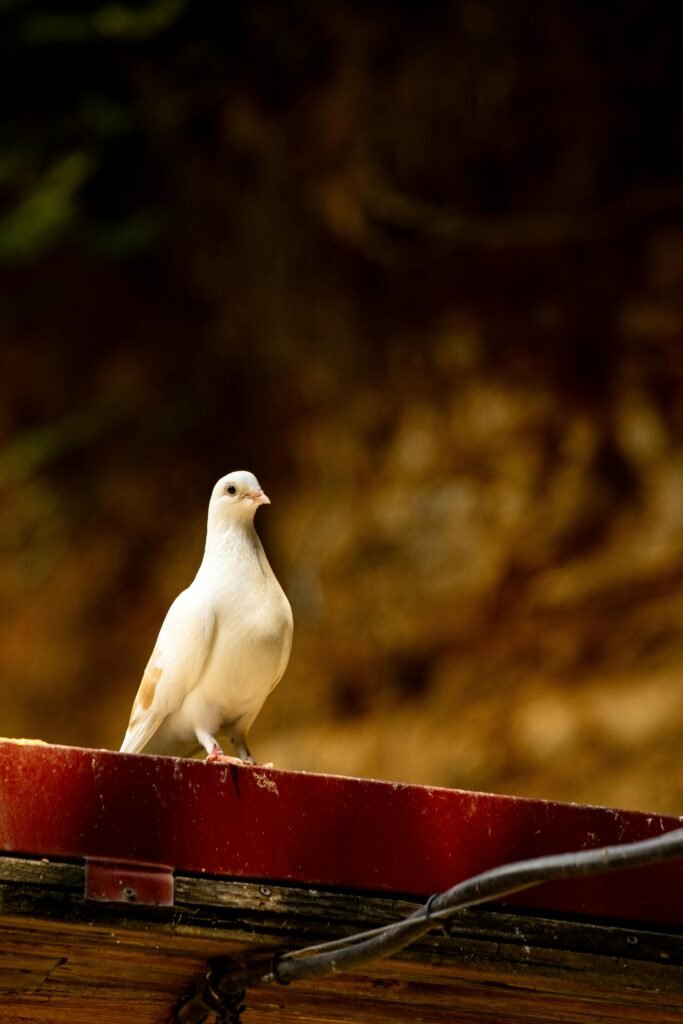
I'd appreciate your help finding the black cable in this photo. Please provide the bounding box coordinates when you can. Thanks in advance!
[267,826,683,984]
[170,825,683,1020]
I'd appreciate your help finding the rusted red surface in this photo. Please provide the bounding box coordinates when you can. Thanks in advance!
[0,739,681,924]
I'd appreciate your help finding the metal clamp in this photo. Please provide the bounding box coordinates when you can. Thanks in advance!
[85,856,174,906]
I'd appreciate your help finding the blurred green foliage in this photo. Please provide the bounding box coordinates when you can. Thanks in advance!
[23,1,185,43]
[0,1,188,261]
[0,151,92,261]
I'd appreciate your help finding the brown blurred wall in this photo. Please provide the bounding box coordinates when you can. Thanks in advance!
[0,2,682,813]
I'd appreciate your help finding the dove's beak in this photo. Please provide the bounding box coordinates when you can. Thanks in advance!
[247,489,270,505]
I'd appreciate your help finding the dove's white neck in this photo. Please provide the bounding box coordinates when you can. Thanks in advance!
[199,516,268,583]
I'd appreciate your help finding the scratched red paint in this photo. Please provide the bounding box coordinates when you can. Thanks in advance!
[0,740,681,924]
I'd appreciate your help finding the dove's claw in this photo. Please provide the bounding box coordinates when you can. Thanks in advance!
[206,743,254,767]
[213,753,249,766]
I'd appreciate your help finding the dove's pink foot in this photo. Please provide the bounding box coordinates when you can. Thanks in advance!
[205,743,248,766]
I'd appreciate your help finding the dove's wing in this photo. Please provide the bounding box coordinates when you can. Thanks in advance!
[120,587,216,754]
[119,643,169,754]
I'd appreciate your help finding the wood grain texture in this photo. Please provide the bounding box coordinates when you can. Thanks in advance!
[1,856,682,1022]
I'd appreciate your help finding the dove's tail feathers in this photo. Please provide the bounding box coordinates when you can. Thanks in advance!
[120,652,166,754]
[119,709,167,754]
[120,718,150,753]
[119,734,137,754]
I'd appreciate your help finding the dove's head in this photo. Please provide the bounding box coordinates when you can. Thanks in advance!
[208,470,271,529]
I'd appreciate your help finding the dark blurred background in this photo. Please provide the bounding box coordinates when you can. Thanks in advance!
[1,1,682,814]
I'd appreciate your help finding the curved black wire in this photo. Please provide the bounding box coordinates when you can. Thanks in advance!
[269,826,683,984]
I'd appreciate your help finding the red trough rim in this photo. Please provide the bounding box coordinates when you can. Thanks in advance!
[0,739,681,925]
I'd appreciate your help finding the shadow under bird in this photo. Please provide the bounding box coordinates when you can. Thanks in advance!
[120,471,293,765]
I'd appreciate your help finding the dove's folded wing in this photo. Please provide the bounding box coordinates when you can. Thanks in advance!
[119,643,168,754]
[119,588,216,754]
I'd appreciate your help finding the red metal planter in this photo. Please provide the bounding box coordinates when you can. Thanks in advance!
[0,739,681,923]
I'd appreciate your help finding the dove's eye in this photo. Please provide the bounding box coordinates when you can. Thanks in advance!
[226,484,237,496]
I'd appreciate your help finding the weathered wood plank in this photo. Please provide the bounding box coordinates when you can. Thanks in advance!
[3,855,683,966]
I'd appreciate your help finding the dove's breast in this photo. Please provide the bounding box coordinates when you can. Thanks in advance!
[196,569,293,728]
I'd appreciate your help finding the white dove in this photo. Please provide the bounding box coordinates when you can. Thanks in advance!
[120,470,293,764]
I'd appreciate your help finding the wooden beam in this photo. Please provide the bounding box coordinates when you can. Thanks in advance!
[1,856,683,1023]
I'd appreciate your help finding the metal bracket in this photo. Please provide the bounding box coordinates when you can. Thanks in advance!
[85,857,174,906]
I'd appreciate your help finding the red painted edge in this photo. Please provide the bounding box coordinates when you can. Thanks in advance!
[0,740,681,925]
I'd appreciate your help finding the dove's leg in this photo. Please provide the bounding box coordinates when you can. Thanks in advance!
[231,730,256,765]
[195,726,247,766]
